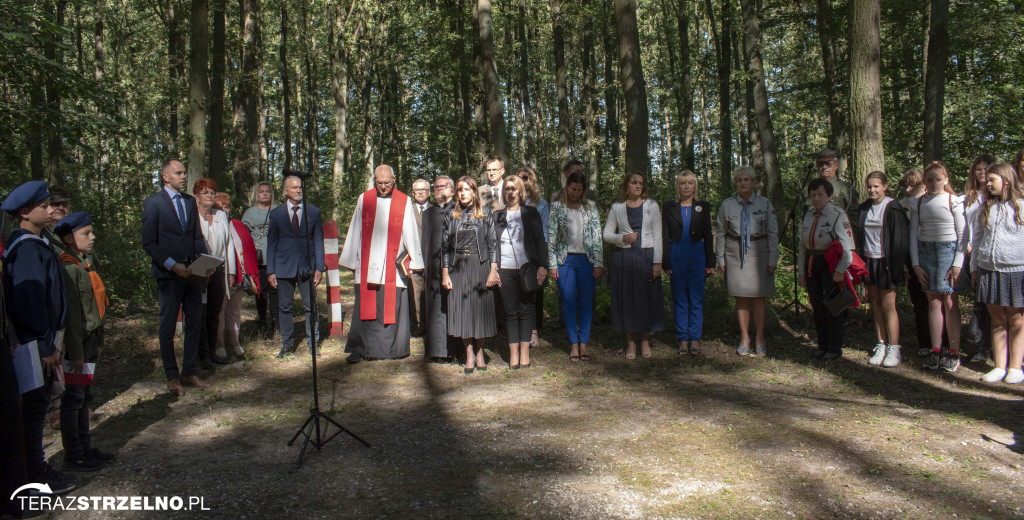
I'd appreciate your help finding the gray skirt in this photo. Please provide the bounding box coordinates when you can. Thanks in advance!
[724,238,775,297]
[447,254,498,338]
[976,269,1024,308]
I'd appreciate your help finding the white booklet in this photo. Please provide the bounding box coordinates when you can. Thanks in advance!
[12,340,44,394]
[187,254,225,275]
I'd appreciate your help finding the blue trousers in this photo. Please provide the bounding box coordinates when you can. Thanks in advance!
[669,239,706,341]
[557,254,595,344]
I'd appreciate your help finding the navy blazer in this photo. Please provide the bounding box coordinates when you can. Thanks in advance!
[266,202,326,279]
[142,188,208,279]
[662,200,715,268]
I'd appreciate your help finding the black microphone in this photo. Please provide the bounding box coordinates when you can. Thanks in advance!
[283,169,312,179]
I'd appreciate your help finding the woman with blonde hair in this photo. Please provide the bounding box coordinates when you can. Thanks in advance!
[516,166,549,346]
[442,176,499,373]
[715,166,779,357]
[663,170,714,355]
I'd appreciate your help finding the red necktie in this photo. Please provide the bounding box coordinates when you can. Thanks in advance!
[291,206,300,233]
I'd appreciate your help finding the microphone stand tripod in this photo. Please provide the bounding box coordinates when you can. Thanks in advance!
[778,163,816,321]
[285,170,370,468]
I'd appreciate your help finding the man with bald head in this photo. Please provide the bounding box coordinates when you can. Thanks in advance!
[340,165,424,362]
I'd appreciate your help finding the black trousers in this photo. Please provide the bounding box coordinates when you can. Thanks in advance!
[199,267,226,360]
[60,384,92,459]
[277,276,319,350]
[256,264,279,327]
[806,254,847,355]
[498,269,536,344]
[21,369,53,480]
[157,276,203,379]
[1,340,27,518]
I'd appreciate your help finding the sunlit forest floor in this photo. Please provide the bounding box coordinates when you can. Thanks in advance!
[44,270,1024,519]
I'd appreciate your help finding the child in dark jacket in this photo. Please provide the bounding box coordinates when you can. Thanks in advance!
[55,212,114,471]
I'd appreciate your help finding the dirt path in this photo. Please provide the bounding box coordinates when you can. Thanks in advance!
[43,274,1024,519]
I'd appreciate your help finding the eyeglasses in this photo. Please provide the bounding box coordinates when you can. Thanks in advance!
[412,188,429,193]
[433,185,452,191]
[815,161,836,168]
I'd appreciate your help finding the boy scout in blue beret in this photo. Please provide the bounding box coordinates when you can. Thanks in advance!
[1,181,77,494]
[54,212,114,471]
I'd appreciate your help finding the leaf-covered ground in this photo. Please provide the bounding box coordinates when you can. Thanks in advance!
[41,272,1024,519]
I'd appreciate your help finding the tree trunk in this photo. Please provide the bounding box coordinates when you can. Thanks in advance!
[280,5,292,171]
[476,0,507,160]
[95,0,109,188]
[676,0,694,170]
[603,8,619,166]
[552,0,570,166]
[231,0,261,196]
[850,0,885,188]
[711,0,732,198]
[166,0,186,153]
[614,0,649,175]
[46,0,67,186]
[208,0,227,188]
[187,0,209,190]
[330,0,351,221]
[816,0,848,174]
[583,10,598,186]
[740,0,781,206]
[922,0,947,164]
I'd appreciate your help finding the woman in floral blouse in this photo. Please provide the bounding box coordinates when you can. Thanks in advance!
[548,171,604,362]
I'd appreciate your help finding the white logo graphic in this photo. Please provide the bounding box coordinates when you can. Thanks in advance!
[11,483,52,500]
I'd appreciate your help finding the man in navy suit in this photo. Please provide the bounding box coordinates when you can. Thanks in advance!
[267,174,325,358]
[142,159,212,395]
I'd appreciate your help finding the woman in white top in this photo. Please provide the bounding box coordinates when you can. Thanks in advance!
[970,163,1024,383]
[962,155,996,363]
[910,161,966,372]
[715,166,779,357]
[193,178,231,365]
[604,171,663,359]
[492,176,548,369]
[855,172,909,367]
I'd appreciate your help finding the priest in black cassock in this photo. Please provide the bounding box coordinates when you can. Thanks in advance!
[340,165,424,362]
[421,175,459,361]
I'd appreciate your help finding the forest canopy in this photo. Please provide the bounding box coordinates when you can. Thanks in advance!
[2,0,1023,300]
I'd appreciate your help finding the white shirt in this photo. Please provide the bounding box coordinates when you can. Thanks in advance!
[286,200,303,225]
[862,197,893,259]
[909,192,965,267]
[566,207,586,253]
[499,209,528,268]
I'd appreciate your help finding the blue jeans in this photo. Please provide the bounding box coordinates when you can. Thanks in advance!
[669,239,706,341]
[557,254,595,344]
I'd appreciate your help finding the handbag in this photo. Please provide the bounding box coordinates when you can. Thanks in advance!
[508,219,546,292]
[241,273,259,296]
[823,282,856,317]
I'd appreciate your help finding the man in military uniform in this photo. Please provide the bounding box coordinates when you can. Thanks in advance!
[804,149,859,218]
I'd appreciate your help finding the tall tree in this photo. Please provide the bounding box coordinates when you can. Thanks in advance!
[94,0,109,186]
[207,0,227,187]
[476,0,508,160]
[552,0,570,165]
[187,0,210,189]
[740,0,781,206]
[816,0,848,174]
[923,0,948,164]
[330,0,354,220]
[231,0,262,195]
[850,0,885,188]
[280,5,293,171]
[706,0,732,197]
[603,4,619,166]
[676,0,694,170]
[614,0,649,175]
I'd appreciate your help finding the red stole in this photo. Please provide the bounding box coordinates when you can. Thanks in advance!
[359,189,408,324]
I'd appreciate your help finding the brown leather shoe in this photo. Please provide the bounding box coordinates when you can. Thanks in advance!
[180,375,211,389]
[166,379,184,396]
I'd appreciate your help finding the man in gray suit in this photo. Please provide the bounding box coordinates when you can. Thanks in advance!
[408,178,431,336]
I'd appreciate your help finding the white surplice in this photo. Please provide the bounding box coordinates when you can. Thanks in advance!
[339,192,424,288]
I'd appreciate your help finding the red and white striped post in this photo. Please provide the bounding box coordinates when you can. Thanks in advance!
[323,220,344,337]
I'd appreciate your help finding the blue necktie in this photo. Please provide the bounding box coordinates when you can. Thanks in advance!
[174,194,187,230]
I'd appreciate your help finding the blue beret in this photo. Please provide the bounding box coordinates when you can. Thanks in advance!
[1,181,50,215]
[54,211,92,237]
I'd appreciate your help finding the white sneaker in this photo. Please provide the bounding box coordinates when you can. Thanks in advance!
[232,345,245,357]
[981,368,1007,382]
[214,346,229,360]
[882,344,902,368]
[868,343,887,366]
[1004,369,1024,384]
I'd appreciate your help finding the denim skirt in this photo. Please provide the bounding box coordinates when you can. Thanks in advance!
[917,240,965,293]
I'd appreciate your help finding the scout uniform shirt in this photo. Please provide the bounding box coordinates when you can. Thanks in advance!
[798,202,856,278]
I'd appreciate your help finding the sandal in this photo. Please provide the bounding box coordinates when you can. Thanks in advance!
[736,344,750,356]
[641,341,652,359]
[678,342,687,355]
[530,330,539,348]
[689,343,701,355]
[626,343,637,360]
[569,344,580,363]
[754,343,767,357]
